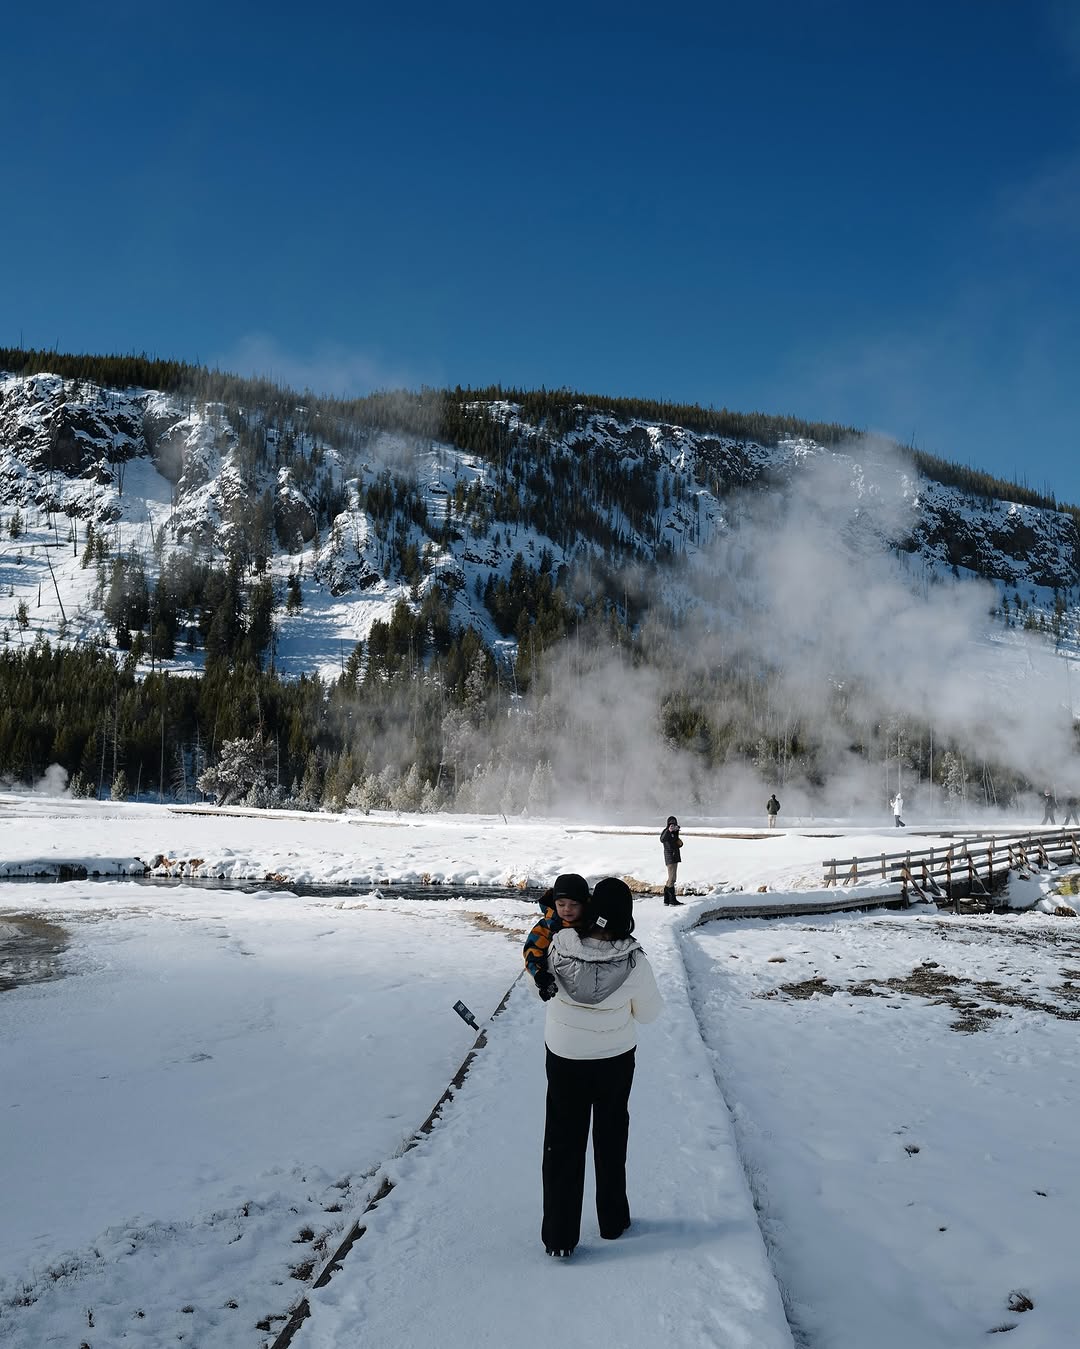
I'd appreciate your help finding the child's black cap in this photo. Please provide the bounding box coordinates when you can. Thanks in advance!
[552,873,590,904]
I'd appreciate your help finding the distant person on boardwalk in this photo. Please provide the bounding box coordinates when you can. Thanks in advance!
[1041,789,1057,825]
[891,793,905,828]
[659,815,683,905]
[1063,795,1080,827]
[523,874,591,1001]
[766,794,780,828]
[538,877,663,1258]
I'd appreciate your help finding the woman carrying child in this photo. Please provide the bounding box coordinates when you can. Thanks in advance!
[538,878,663,1258]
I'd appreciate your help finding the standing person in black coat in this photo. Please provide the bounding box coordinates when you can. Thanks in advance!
[766,794,780,828]
[659,815,683,906]
[1042,788,1057,825]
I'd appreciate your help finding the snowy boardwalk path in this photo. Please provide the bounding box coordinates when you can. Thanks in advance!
[302,909,793,1349]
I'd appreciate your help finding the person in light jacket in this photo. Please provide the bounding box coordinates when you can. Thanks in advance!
[891,793,905,827]
[539,877,663,1258]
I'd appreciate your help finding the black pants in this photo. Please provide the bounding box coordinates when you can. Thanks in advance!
[541,1047,635,1251]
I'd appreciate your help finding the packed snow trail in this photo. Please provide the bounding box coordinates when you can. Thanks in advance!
[301,907,793,1349]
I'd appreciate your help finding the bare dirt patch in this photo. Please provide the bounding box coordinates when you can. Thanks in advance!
[763,921,1080,1031]
[462,912,520,938]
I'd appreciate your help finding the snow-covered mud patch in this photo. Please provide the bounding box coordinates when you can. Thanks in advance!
[0,883,521,1349]
[684,910,1080,1348]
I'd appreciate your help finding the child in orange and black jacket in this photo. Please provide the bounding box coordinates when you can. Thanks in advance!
[524,873,591,1001]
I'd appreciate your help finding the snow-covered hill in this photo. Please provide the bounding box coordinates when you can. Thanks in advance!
[2,368,1078,683]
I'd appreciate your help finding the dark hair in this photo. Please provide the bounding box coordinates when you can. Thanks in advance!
[589,877,635,939]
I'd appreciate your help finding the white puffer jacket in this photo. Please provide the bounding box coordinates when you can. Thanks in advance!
[544,930,663,1060]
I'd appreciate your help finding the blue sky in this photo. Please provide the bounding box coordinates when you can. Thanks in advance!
[3,1,1079,498]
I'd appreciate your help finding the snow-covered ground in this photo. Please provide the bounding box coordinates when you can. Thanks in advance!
[2,795,1078,1347]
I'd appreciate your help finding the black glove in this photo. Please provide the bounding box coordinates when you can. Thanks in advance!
[535,971,557,1002]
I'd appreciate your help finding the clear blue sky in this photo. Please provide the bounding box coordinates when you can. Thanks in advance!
[3,1,1079,498]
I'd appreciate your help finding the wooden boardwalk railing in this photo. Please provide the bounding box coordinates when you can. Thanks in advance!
[822,828,1080,906]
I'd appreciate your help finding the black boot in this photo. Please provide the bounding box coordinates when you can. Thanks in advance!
[664,886,682,906]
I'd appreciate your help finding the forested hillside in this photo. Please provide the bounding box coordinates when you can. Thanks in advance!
[1,350,1078,817]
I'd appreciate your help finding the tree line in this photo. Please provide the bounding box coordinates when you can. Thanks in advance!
[0,587,1050,818]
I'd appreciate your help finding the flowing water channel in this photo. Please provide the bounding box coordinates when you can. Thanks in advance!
[0,915,70,992]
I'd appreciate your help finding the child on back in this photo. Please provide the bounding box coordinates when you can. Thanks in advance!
[524,873,591,1001]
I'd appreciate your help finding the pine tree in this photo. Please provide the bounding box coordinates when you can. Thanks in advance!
[346,773,384,812]
[527,759,553,814]
[196,735,269,806]
[940,751,966,806]
[297,751,322,809]
[390,762,424,812]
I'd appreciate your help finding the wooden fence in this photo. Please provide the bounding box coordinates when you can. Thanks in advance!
[822,828,1080,907]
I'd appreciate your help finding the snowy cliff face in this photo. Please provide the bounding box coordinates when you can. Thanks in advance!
[905,480,1079,589]
[0,368,1076,681]
[0,375,226,540]
[0,373,144,477]
[0,375,352,592]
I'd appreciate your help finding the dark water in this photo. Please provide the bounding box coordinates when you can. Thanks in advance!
[0,915,70,992]
[0,874,535,903]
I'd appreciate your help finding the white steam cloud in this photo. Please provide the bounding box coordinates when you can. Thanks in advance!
[526,438,1075,822]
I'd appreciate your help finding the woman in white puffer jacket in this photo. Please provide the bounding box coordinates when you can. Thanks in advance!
[539,877,662,1258]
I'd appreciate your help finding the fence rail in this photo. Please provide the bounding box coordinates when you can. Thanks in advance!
[823,828,1080,906]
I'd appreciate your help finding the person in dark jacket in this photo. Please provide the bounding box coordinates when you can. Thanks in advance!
[659,815,683,905]
[1041,789,1057,825]
[1063,795,1080,827]
[538,877,662,1258]
[766,794,780,828]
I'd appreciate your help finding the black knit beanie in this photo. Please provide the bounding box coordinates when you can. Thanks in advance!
[589,877,635,938]
[552,873,590,904]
